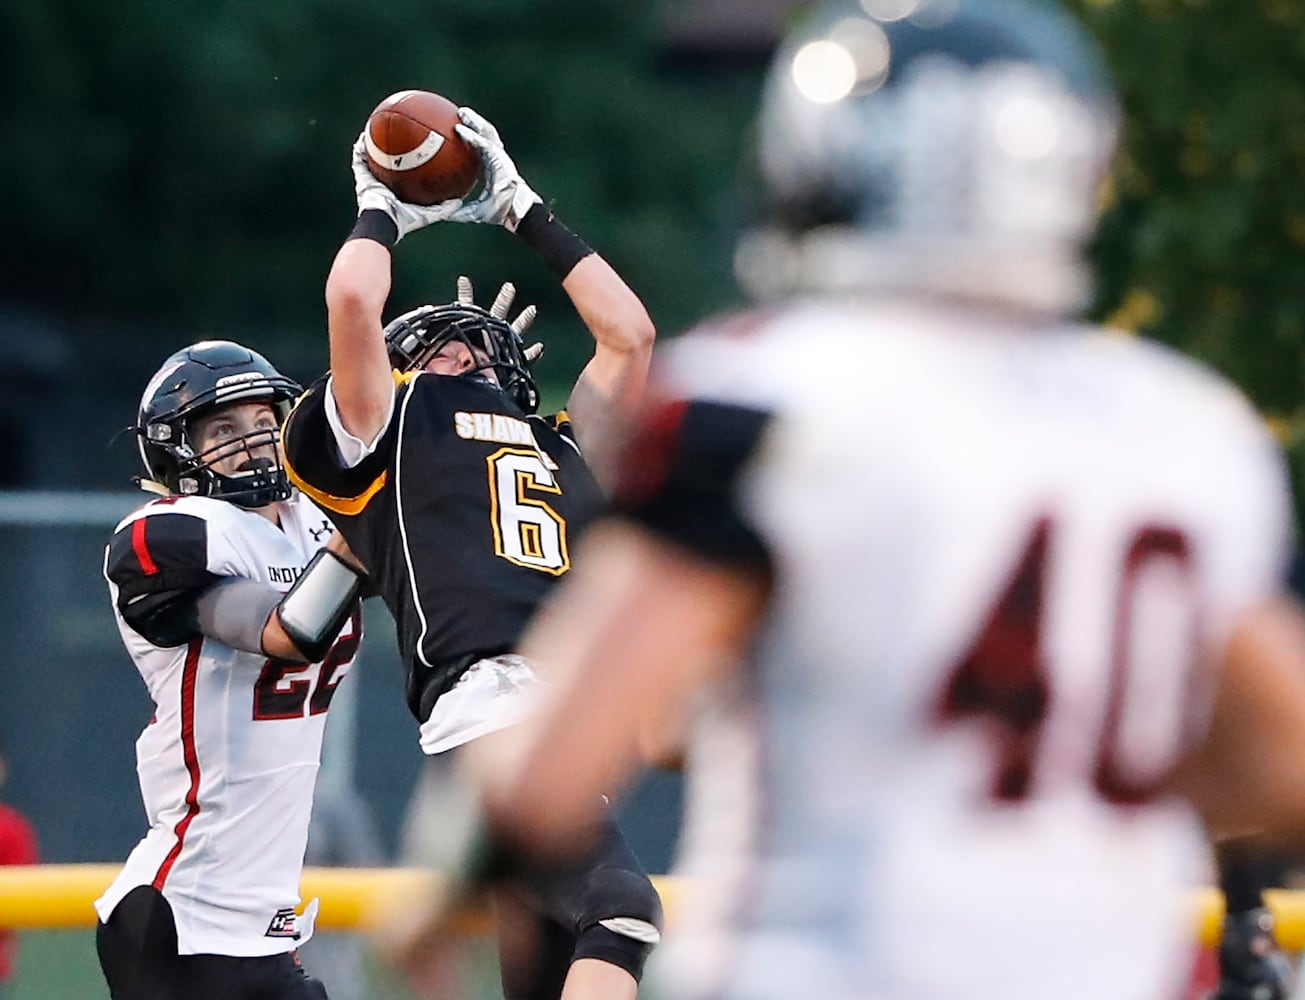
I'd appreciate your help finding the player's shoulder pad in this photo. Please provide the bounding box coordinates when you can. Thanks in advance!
[281,375,330,456]
[107,502,228,647]
[612,396,776,568]
[106,502,218,593]
[282,374,397,518]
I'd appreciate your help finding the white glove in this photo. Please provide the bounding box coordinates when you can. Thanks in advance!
[351,131,471,242]
[452,107,543,232]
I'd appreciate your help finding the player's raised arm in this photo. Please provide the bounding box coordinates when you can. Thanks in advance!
[327,132,476,443]
[453,107,656,485]
[325,236,393,444]
[557,253,656,479]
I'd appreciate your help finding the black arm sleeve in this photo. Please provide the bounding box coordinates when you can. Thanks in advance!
[105,513,220,647]
[612,397,775,568]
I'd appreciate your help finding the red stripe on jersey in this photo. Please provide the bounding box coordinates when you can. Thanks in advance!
[132,517,159,576]
[152,637,203,890]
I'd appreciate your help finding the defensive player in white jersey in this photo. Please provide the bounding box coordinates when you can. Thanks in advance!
[95,341,367,1000]
[386,3,1305,1000]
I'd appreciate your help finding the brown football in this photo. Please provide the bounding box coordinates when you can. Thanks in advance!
[364,90,481,205]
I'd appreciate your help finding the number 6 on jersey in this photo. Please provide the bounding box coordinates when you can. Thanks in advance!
[487,447,570,574]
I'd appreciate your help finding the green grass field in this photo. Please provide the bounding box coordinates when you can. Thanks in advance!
[9,930,505,1000]
[11,933,105,999]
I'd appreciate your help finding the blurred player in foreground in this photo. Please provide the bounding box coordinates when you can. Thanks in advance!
[387,2,1305,999]
[95,342,367,1000]
[280,107,661,1000]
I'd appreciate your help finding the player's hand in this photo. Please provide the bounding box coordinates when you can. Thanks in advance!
[351,131,469,241]
[450,107,543,232]
[1210,908,1296,1000]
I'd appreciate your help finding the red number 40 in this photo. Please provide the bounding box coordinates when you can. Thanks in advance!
[936,519,1199,806]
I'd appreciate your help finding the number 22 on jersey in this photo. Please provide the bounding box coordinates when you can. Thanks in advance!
[253,608,362,721]
[936,517,1202,806]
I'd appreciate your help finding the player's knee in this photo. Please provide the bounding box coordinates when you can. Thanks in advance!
[572,867,663,982]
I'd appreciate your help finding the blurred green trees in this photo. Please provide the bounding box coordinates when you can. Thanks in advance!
[1067,0,1305,482]
[0,0,756,398]
[2,0,1304,470]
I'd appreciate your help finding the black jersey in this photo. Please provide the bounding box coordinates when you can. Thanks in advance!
[282,371,605,718]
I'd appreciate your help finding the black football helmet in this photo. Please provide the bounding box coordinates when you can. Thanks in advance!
[736,0,1120,312]
[135,340,302,508]
[384,277,541,413]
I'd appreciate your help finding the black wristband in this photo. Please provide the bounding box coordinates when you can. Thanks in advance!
[515,202,594,280]
[346,209,398,249]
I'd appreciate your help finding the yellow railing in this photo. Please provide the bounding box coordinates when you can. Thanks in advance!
[0,865,688,935]
[2,864,1301,948]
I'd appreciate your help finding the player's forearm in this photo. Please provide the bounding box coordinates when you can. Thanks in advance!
[511,201,656,357]
[560,254,655,474]
[325,239,395,441]
[1174,597,1305,845]
[261,614,308,661]
[268,544,366,662]
[477,523,759,855]
[563,254,657,358]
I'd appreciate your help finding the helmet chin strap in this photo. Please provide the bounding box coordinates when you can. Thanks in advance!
[134,478,172,497]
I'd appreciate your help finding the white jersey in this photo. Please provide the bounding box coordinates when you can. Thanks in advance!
[94,491,362,956]
[621,300,1292,1000]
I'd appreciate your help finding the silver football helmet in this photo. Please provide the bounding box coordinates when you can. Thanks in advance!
[735,0,1120,313]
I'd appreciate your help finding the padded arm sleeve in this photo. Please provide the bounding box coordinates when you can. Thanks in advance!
[194,577,284,655]
[277,548,366,662]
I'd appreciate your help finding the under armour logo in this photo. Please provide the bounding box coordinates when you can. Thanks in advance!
[309,520,331,543]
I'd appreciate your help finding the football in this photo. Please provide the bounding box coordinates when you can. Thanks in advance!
[364,90,481,205]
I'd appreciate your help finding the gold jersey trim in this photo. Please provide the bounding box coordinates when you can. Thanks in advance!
[285,455,388,517]
[282,384,391,517]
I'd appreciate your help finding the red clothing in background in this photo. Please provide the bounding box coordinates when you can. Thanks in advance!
[0,803,38,982]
